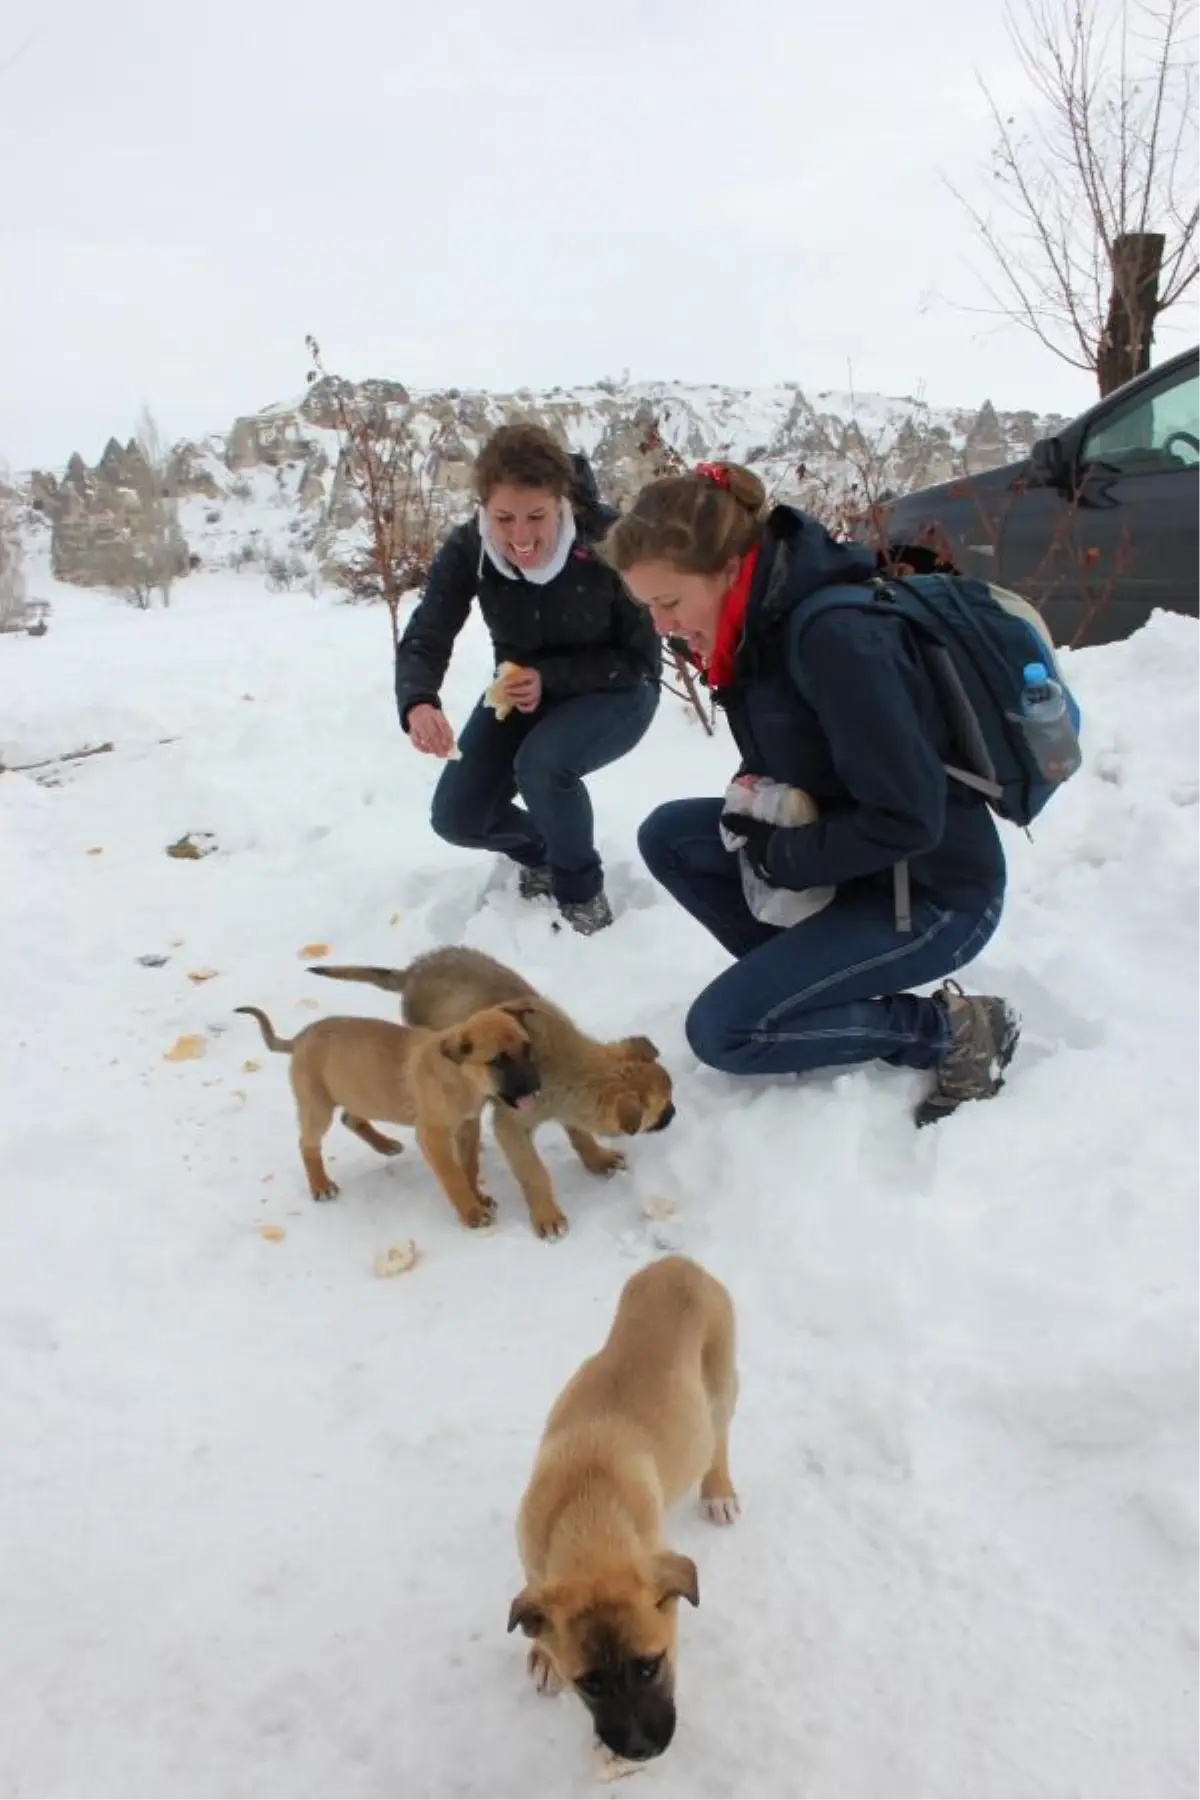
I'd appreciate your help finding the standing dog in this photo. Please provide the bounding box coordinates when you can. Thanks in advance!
[508,1255,739,1765]
[235,1002,538,1230]
[308,949,675,1241]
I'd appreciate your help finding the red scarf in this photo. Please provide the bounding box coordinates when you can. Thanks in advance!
[706,547,759,691]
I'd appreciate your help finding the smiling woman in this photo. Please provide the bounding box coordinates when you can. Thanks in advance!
[394,422,661,934]
[604,463,1021,1124]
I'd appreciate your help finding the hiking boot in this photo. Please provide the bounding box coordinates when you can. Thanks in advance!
[516,864,553,903]
[914,979,1021,1128]
[559,892,613,936]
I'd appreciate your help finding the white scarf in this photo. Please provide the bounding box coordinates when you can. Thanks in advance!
[478,497,576,585]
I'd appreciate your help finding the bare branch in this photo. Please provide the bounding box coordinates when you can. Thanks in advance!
[950,0,1198,392]
[0,462,31,632]
[305,338,439,645]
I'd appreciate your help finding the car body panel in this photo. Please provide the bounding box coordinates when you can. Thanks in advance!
[865,347,1199,646]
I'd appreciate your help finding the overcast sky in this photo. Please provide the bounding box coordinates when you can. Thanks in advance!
[1,0,1195,469]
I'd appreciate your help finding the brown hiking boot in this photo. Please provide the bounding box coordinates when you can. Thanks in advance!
[516,864,553,902]
[558,892,613,936]
[914,979,1021,1128]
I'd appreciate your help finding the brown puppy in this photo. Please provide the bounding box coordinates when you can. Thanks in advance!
[308,948,675,1242]
[235,1001,539,1230]
[508,1255,739,1766]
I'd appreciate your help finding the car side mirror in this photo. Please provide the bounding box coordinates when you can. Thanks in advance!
[1030,435,1069,488]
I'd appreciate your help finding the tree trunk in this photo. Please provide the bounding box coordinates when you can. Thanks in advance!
[1097,233,1166,397]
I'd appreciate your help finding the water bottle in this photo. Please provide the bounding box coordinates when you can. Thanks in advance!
[1017,661,1082,782]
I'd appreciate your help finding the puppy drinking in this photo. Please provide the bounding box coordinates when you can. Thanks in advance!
[508,1255,739,1765]
[235,1001,538,1229]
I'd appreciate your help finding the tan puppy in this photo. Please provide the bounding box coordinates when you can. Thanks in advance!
[308,949,676,1241]
[508,1255,739,1765]
[235,1001,539,1230]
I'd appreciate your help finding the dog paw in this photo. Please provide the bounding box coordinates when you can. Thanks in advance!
[534,1208,570,1241]
[588,1149,627,1179]
[311,1183,341,1201]
[700,1492,740,1526]
[463,1196,497,1230]
[528,1646,564,1696]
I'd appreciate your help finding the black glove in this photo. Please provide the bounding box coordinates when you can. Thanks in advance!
[720,810,775,881]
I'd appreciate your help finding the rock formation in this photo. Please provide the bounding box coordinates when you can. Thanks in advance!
[24,378,1066,592]
[33,437,189,594]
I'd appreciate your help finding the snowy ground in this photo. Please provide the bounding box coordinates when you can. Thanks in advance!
[1,572,1197,1800]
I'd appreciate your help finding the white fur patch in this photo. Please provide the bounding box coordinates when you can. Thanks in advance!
[594,1745,646,1782]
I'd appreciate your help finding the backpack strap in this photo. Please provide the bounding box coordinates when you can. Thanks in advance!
[893,859,912,934]
[786,583,993,934]
[880,578,1006,803]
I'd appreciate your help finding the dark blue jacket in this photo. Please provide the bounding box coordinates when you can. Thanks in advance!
[714,507,1005,908]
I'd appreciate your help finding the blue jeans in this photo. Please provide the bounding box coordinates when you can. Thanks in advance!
[432,682,659,904]
[638,798,1005,1077]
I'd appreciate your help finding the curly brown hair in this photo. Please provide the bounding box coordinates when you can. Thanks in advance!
[472,422,575,503]
[602,463,767,575]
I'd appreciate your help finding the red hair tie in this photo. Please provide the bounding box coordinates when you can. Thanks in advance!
[694,460,730,489]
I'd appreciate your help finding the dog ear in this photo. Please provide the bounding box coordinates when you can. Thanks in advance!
[499,1001,537,1025]
[616,1092,644,1134]
[441,1030,473,1064]
[619,1035,660,1063]
[653,1552,699,1610]
[507,1588,547,1637]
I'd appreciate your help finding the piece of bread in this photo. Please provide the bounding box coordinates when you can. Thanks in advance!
[373,1240,418,1278]
[485,661,525,721]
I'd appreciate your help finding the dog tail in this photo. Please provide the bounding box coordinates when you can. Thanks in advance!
[307,963,410,994]
[234,1005,295,1053]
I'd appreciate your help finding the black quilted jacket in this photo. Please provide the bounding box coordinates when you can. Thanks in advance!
[394,456,661,725]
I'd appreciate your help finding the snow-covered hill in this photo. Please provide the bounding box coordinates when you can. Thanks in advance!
[1,562,1195,1797]
[19,374,1066,597]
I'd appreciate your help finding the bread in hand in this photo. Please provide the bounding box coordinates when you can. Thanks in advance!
[485,661,525,721]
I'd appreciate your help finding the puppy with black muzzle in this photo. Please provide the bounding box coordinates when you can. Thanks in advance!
[235,1000,539,1230]
[308,947,677,1240]
[508,1255,739,1767]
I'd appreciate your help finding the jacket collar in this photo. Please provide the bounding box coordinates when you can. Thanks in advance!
[714,506,877,693]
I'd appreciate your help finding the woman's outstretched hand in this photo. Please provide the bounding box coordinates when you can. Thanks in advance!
[408,703,457,757]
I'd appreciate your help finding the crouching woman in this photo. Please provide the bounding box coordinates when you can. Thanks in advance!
[602,463,1019,1124]
[395,423,661,935]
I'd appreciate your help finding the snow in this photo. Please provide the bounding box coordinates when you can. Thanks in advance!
[1,570,1197,1800]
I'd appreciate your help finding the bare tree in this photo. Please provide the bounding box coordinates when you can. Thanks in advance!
[124,405,183,607]
[791,371,962,543]
[952,0,1198,394]
[304,337,441,646]
[0,462,30,633]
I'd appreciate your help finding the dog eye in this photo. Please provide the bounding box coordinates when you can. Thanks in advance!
[575,1671,605,1700]
[632,1655,663,1683]
[489,1054,507,1071]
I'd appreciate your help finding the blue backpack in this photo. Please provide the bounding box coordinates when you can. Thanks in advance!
[789,571,1084,926]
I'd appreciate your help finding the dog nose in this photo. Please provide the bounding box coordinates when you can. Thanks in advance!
[604,1720,671,1762]
[650,1101,676,1133]
[500,1055,541,1109]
